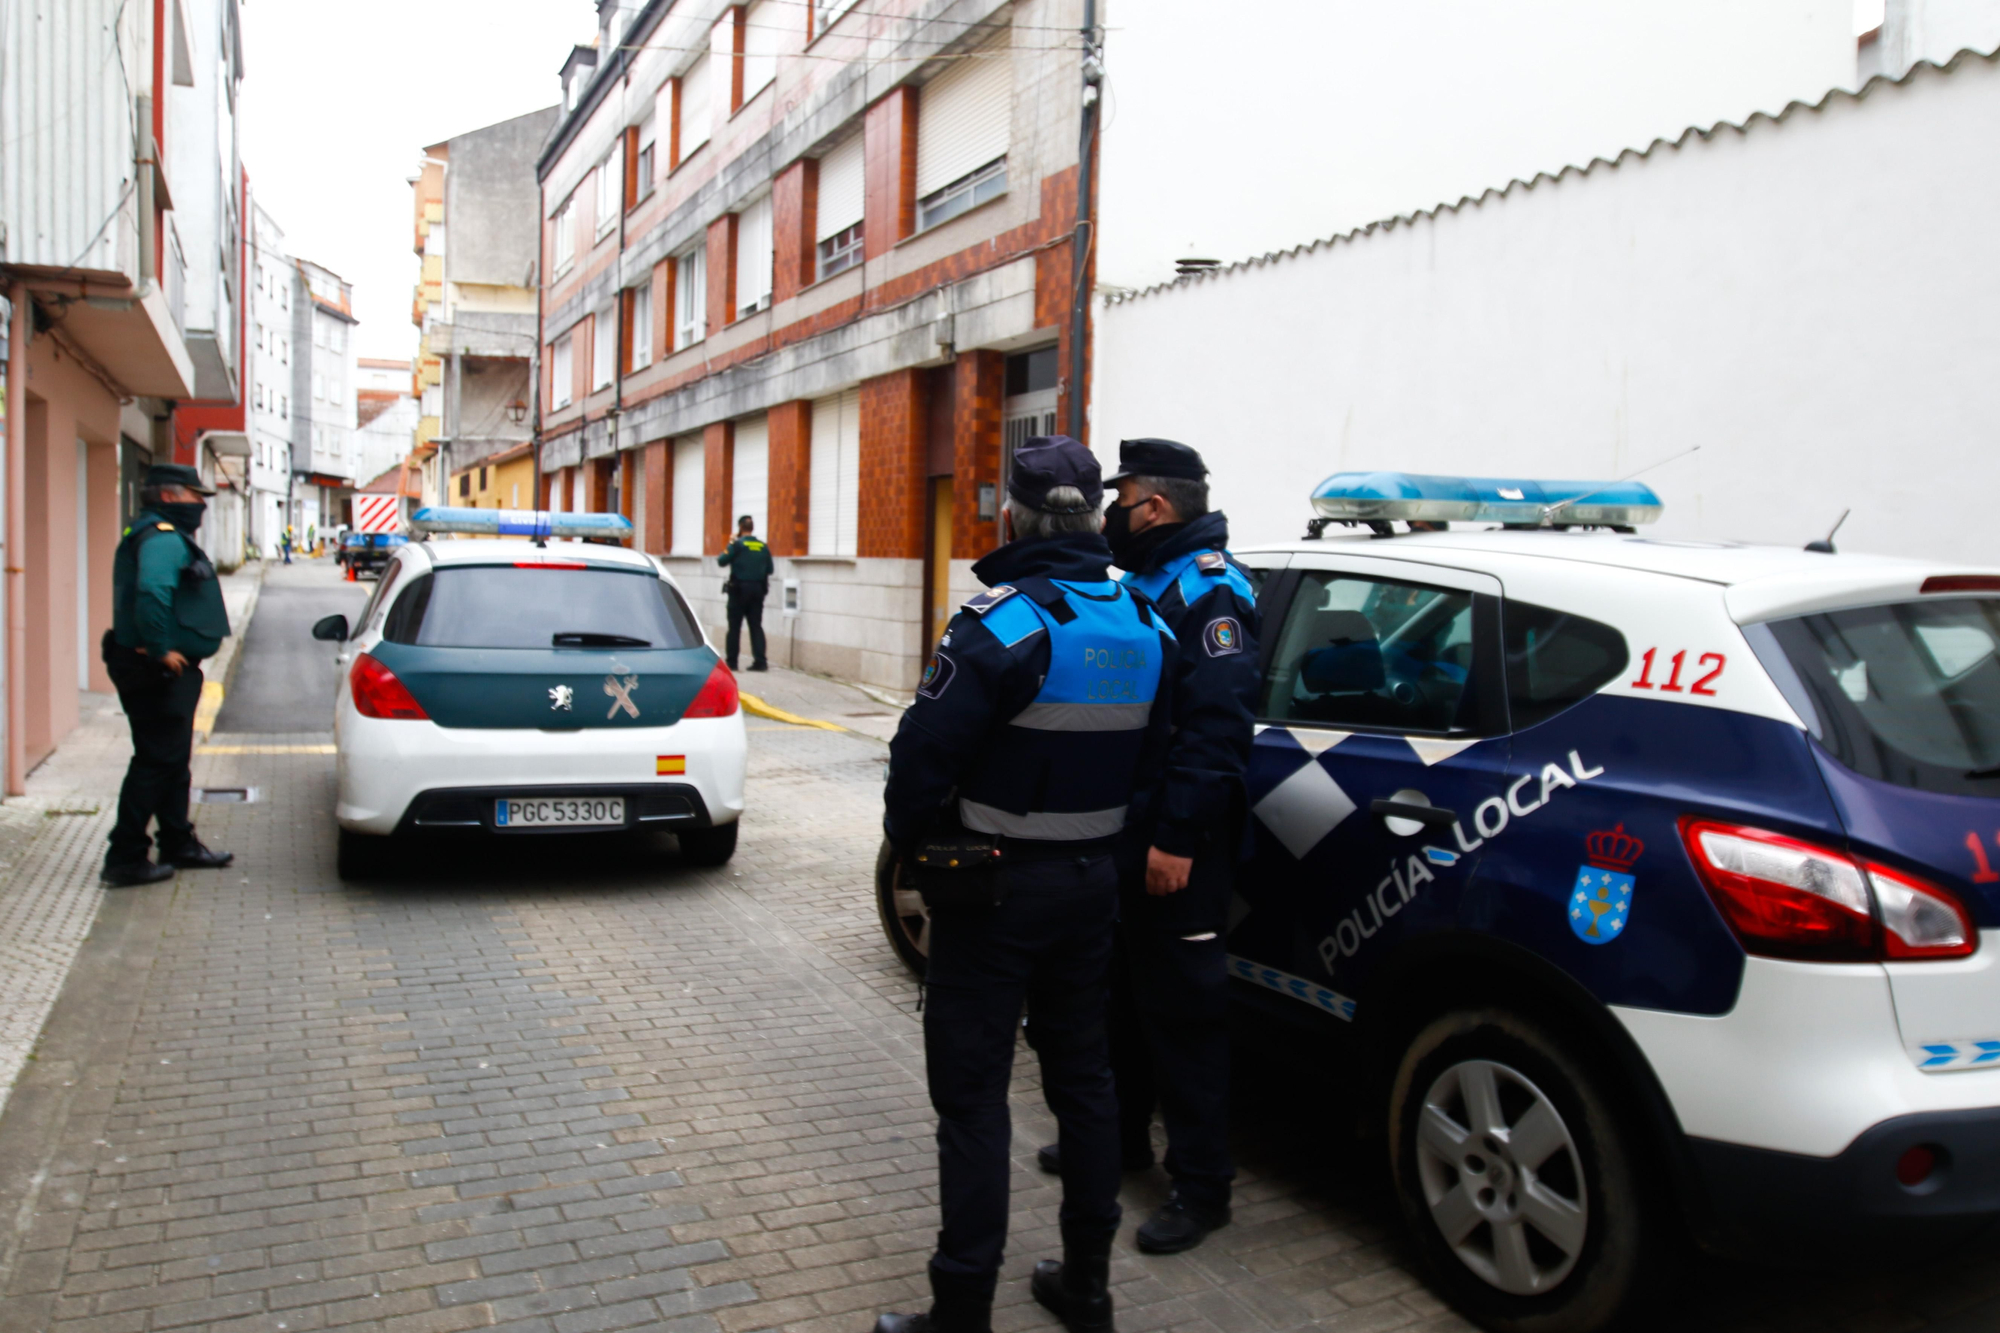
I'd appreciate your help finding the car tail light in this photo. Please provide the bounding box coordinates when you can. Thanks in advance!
[1921,574,2000,594]
[1680,819,1976,962]
[1866,861,1976,959]
[683,660,739,718]
[350,653,429,720]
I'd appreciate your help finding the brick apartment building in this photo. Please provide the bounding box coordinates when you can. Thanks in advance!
[535,0,1088,690]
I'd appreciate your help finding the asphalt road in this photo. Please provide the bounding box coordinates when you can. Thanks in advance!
[213,558,372,732]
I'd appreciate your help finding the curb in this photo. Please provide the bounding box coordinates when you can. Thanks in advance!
[193,561,269,743]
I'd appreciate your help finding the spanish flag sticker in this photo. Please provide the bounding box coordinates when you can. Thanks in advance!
[656,755,686,775]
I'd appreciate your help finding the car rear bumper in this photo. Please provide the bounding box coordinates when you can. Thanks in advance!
[395,782,715,835]
[334,709,746,835]
[1691,1107,2000,1251]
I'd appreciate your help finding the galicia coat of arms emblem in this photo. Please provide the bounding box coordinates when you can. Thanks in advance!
[1569,823,1643,945]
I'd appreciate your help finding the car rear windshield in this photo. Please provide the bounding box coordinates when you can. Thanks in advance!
[1764,598,2000,796]
[382,566,702,650]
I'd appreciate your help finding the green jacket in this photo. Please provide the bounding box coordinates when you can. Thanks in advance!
[719,535,773,585]
[111,512,231,661]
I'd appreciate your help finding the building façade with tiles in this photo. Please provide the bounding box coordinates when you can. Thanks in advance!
[534,0,1090,692]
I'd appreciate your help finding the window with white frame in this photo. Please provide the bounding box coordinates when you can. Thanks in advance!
[595,146,622,233]
[732,415,769,538]
[553,196,577,270]
[636,116,657,198]
[591,305,616,390]
[670,435,705,554]
[816,133,864,281]
[675,245,705,350]
[629,282,652,370]
[741,0,780,103]
[812,0,860,36]
[552,333,574,408]
[736,194,773,318]
[915,39,1011,232]
[676,55,711,162]
[808,390,861,556]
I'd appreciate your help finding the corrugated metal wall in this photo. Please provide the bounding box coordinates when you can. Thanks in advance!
[0,0,141,278]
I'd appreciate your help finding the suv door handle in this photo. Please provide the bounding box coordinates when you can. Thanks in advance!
[1370,798,1459,828]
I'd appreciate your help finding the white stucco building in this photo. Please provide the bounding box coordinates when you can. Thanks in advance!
[248,202,294,557]
[289,258,359,533]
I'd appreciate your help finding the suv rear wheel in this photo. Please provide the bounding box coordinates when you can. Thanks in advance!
[875,839,929,976]
[677,822,738,866]
[1388,1008,1658,1333]
[336,827,390,881]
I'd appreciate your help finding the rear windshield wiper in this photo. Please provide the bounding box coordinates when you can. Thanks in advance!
[553,632,651,647]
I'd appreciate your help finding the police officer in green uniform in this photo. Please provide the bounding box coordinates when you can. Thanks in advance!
[717,514,772,672]
[101,464,236,887]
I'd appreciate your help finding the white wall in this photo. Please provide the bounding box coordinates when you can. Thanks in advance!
[1093,54,2000,567]
[1097,0,1859,292]
[1867,0,2000,78]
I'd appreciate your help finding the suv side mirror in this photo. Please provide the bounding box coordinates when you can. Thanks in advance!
[311,614,350,642]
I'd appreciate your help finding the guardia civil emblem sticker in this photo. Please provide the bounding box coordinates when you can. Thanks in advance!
[1569,823,1642,945]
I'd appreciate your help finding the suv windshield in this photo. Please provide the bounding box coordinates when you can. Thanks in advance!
[1765,597,2000,796]
[384,566,702,650]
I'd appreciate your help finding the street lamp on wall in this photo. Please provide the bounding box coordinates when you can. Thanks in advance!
[505,399,528,426]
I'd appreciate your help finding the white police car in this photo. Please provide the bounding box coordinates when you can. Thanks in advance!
[877,472,2000,1331]
[311,508,745,878]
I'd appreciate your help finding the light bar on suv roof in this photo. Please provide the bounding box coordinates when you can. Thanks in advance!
[1309,472,1663,528]
[409,507,634,540]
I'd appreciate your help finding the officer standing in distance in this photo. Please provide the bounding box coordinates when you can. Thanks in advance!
[1035,437,1260,1255]
[718,514,771,672]
[101,465,236,887]
[875,437,1180,1333]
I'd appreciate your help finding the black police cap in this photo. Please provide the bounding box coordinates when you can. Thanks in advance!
[1006,436,1102,514]
[144,463,216,496]
[1107,437,1207,484]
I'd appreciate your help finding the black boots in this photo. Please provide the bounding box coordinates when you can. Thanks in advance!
[1031,1222,1116,1333]
[873,1264,995,1333]
[101,860,174,888]
[161,838,233,869]
[1134,1191,1230,1255]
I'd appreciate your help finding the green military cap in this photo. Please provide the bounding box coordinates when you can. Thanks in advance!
[144,462,216,496]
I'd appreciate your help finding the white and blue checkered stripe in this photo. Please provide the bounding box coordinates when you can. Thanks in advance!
[1229,955,1358,1023]
[1912,1039,2000,1072]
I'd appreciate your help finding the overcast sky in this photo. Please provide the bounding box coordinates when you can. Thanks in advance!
[240,0,600,364]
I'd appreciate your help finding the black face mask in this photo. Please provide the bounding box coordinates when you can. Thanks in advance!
[1105,500,1184,572]
[157,501,207,532]
[1102,499,1139,552]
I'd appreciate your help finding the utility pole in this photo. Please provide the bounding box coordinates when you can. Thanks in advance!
[1066,0,1102,441]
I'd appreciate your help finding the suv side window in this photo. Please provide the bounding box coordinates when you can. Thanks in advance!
[1502,599,1628,730]
[1261,570,1481,733]
[356,559,404,633]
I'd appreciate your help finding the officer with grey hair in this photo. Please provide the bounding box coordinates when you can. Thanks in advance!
[875,436,1182,1333]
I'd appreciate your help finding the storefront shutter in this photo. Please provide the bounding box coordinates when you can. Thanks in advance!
[915,41,1011,198]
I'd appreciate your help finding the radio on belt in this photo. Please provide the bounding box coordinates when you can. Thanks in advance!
[408,506,635,541]
[1307,471,1663,531]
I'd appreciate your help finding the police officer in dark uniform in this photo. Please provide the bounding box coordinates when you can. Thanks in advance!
[875,437,1180,1333]
[718,514,772,672]
[1035,437,1260,1255]
[101,464,236,887]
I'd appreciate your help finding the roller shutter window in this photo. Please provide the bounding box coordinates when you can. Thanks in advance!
[671,435,705,554]
[636,114,656,197]
[679,54,711,159]
[551,334,573,408]
[807,390,861,556]
[815,133,864,281]
[731,415,770,540]
[591,305,616,390]
[915,40,1010,230]
[675,245,705,349]
[736,193,774,316]
[741,0,780,103]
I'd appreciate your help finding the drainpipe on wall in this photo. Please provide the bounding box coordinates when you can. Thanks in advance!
[1066,0,1102,442]
[4,287,27,795]
[530,259,542,510]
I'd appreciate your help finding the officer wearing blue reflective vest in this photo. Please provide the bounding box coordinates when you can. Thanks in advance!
[1034,437,1260,1255]
[876,436,1181,1333]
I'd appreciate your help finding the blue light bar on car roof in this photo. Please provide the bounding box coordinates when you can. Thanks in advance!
[1309,472,1663,528]
[409,507,635,540]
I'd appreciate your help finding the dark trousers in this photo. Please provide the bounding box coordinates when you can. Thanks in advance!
[924,855,1123,1276]
[1110,848,1236,1211]
[725,584,767,668]
[104,642,204,868]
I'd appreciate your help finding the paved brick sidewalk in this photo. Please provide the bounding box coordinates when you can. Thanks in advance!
[1,704,1999,1332]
